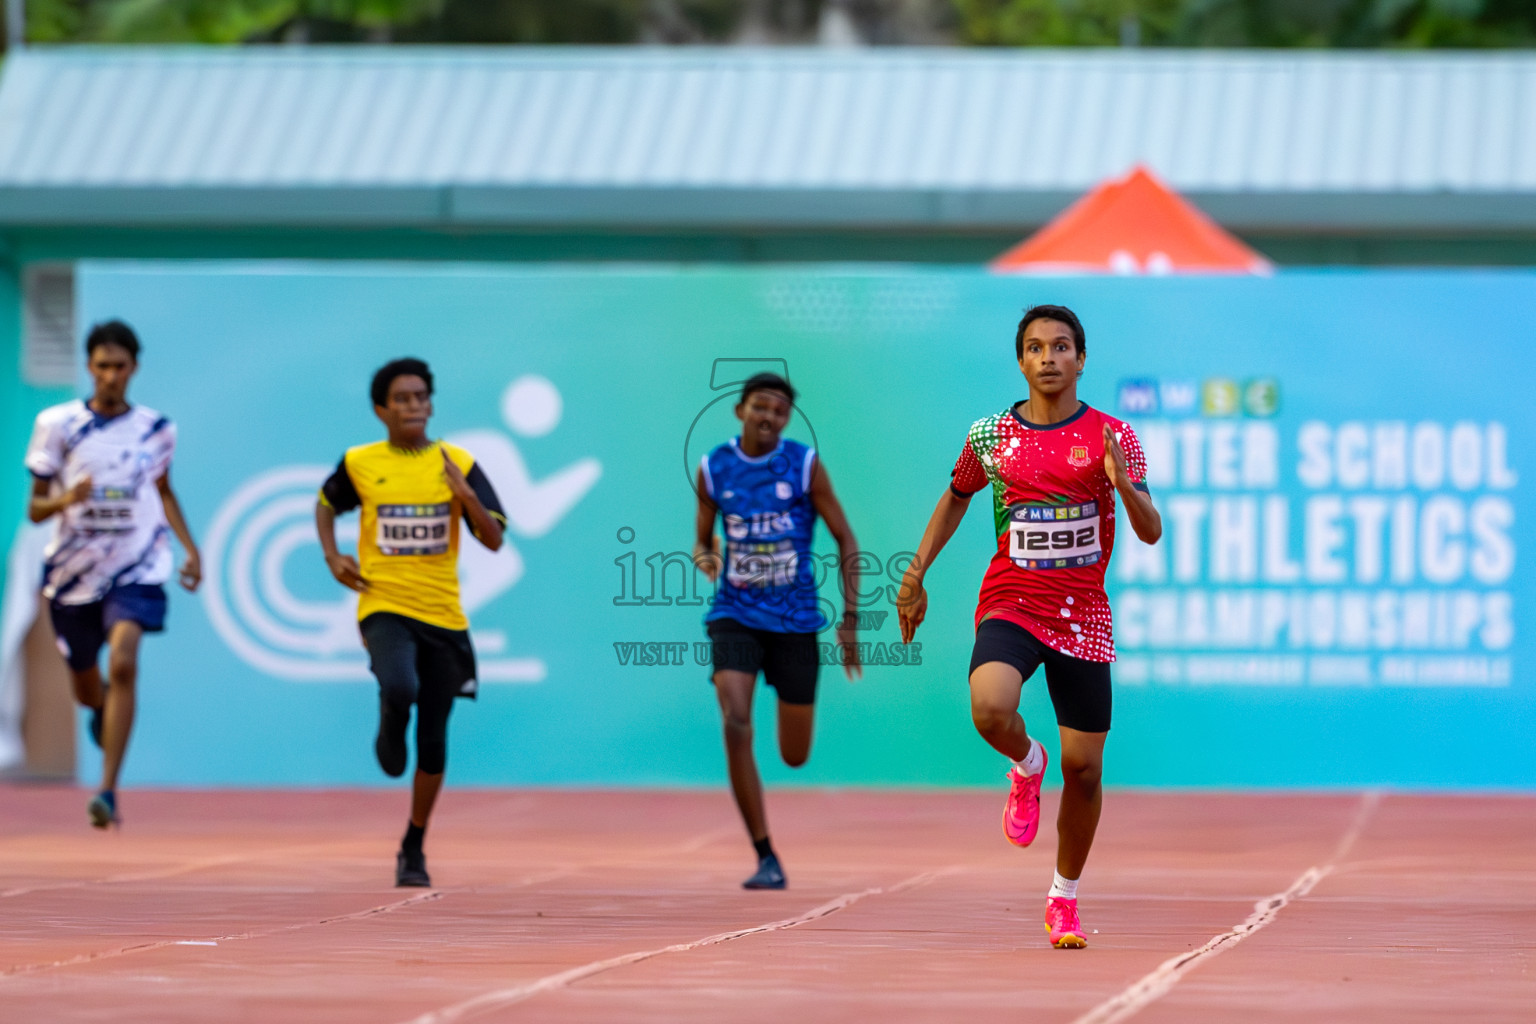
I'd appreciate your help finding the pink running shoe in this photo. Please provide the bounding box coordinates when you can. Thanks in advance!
[1045,896,1087,949]
[1002,749,1047,847]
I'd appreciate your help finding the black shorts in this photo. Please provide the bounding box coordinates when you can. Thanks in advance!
[49,584,167,673]
[705,617,819,706]
[968,618,1112,733]
[359,612,479,702]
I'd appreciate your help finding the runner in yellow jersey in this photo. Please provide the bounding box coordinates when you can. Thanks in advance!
[315,358,506,887]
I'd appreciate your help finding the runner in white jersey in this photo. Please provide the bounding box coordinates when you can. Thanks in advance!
[24,321,202,829]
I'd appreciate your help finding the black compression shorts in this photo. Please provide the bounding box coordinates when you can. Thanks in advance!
[968,617,1112,733]
[360,612,477,775]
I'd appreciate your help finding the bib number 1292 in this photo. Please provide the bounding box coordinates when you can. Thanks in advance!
[1006,500,1101,570]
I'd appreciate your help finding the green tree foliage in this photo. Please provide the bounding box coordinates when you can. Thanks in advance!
[15,0,759,43]
[952,0,1536,47]
[23,0,446,44]
[9,0,1536,47]
[952,0,1177,46]
[24,0,89,41]
[396,0,746,44]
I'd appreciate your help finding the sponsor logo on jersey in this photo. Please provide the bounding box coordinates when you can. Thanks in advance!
[724,510,795,540]
[1015,501,1098,523]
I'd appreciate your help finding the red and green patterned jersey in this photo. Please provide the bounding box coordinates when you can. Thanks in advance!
[950,402,1149,663]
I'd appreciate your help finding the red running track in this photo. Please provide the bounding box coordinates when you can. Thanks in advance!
[2,787,1533,1023]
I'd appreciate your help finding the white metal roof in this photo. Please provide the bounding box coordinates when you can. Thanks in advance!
[1,46,1533,230]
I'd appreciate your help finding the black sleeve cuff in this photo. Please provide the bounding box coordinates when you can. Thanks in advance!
[319,456,361,514]
[464,462,507,533]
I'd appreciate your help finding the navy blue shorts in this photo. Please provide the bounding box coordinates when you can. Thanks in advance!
[49,584,167,673]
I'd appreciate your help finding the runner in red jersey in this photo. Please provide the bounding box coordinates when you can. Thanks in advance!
[898,305,1162,949]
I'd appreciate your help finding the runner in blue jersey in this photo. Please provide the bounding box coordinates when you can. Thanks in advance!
[692,373,862,889]
[24,321,202,829]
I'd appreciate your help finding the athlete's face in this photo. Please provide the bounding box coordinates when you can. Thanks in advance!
[735,388,792,453]
[87,343,137,412]
[375,374,433,442]
[1017,319,1084,397]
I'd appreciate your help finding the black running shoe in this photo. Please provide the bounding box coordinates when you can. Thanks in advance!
[396,847,431,888]
[88,706,103,749]
[742,853,786,890]
[375,699,408,778]
[87,790,118,830]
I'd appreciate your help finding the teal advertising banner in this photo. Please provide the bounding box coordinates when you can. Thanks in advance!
[68,262,1531,788]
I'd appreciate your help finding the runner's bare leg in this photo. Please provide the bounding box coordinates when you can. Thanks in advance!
[70,665,104,712]
[411,770,444,829]
[968,661,1031,761]
[99,620,143,793]
[776,701,813,767]
[1056,726,1107,878]
[715,669,768,840]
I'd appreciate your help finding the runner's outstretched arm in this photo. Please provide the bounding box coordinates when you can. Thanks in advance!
[808,459,862,681]
[898,488,973,644]
[155,471,202,592]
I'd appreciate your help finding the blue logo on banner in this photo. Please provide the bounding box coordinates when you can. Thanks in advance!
[1117,379,1158,414]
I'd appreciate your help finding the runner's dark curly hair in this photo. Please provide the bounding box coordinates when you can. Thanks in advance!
[1015,305,1085,359]
[370,357,434,408]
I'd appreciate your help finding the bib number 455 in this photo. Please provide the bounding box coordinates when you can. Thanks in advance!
[80,487,137,533]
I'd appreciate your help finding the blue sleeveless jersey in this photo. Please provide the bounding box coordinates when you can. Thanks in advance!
[701,438,824,634]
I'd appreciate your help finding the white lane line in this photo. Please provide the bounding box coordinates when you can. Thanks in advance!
[402,868,957,1024]
[2,818,734,900]
[1071,791,1381,1024]
[1326,789,1381,863]
[1,825,734,977]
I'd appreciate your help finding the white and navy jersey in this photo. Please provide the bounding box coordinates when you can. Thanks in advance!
[701,437,824,633]
[25,400,176,605]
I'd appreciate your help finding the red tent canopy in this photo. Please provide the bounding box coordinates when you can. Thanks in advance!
[991,165,1271,275]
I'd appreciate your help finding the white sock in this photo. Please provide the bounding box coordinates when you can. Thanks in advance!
[1012,738,1045,777]
[1044,872,1081,902]
[1048,871,1079,901]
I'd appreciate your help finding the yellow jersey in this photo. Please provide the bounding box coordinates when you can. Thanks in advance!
[319,440,505,632]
